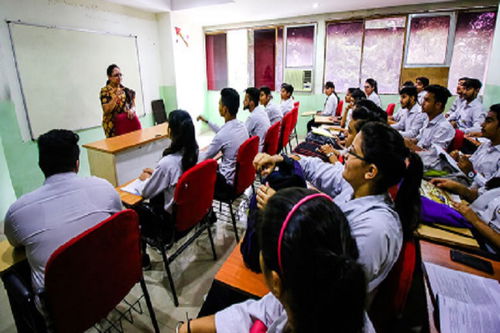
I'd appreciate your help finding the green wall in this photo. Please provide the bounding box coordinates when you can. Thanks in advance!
[0,135,16,222]
[484,84,500,108]
[159,85,178,113]
[0,100,154,198]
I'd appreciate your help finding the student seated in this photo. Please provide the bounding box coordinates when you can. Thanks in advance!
[364,78,381,107]
[446,77,468,118]
[340,88,366,128]
[306,81,339,132]
[177,188,374,333]
[4,129,122,313]
[391,86,426,139]
[197,88,249,200]
[448,78,485,134]
[405,84,454,153]
[255,122,423,293]
[259,86,282,124]
[452,177,500,252]
[415,76,429,105]
[279,83,294,116]
[244,87,271,152]
[449,104,500,187]
[390,81,416,123]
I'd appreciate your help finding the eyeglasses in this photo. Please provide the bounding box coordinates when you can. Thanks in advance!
[112,73,123,78]
[347,147,368,162]
[363,85,371,89]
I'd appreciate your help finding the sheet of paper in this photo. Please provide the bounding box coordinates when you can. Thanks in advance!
[120,178,146,196]
[424,262,500,306]
[434,144,462,173]
[439,295,500,333]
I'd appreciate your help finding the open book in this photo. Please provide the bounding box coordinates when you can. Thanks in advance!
[120,178,147,196]
[424,262,500,333]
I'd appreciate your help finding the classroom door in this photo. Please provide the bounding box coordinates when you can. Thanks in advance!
[254,29,276,90]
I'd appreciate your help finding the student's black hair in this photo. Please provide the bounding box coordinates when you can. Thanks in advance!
[400,86,418,99]
[245,87,260,107]
[485,177,500,190]
[462,78,482,90]
[38,129,80,178]
[459,76,470,82]
[489,103,500,119]
[424,85,452,110]
[359,122,424,240]
[365,78,378,94]
[325,81,339,102]
[354,99,387,123]
[402,80,415,87]
[259,188,366,333]
[220,87,240,116]
[106,64,119,85]
[347,87,357,95]
[281,83,294,96]
[350,88,367,104]
[163,110,199,172]
[259,86,272,97]
[416,77,429,87]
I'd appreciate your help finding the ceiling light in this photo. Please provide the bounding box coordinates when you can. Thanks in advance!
[312,3,319,9]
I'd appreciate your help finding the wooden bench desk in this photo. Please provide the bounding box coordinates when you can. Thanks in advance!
[83,123,170,187]
[0,240,26,275]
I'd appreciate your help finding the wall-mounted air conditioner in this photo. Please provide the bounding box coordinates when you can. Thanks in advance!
[284,68,313,92]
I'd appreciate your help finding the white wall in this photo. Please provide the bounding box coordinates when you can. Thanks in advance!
[0,0,163,140]
[485,2,500,86]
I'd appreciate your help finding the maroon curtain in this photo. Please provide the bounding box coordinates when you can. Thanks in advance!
[206,34,228,90]
[254,29,276,90]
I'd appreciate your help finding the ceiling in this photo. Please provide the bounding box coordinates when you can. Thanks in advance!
[102,0,458,25]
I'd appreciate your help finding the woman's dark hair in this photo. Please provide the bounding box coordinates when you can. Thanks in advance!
[365,78,378,94]
[281,83,294,95]
[106,64,119,85]
[485,177,500,190]
[402,80,415,87]
[359,122,423,240]
[38,129,80,178]
[325,81,340,102]
[162,110,198,172]
[350,88,367,104]
[416,77,429,87]
[259,188,366,333]
[354,99,387,123]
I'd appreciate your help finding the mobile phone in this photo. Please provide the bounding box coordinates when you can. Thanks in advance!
[450,249,493,274]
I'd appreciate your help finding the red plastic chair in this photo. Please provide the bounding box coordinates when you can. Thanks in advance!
[335,99,344,117]
[448,129,465,152]
[279,109,295,153]
[369,239,418,332]
[293,101,300,108]
[150,159,218,306]
[288,107,300,147]
[114,112,142,136]
[386,103,396,117]
[218,136,259,242]
[263,121,281,156]
[45,209,160,333]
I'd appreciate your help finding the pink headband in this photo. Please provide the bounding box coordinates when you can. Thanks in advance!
[277,193,332,273]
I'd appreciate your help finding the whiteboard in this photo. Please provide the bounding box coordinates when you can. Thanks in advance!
[8,22,145,139]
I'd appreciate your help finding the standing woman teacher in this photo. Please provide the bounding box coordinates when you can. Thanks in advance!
[100,64,141,137]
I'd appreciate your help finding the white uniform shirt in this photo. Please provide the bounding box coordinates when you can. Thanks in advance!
[4,172,122,293]
[321,94,338,117]
[447,96,465,116]
[448,98,485,133]
[200,119,249,185]
[280,98,294,116]
[391,103,427,138]
[470,187,500,234]
[367,92,381,107]
[393,106,404,122]
[469,141,500,189]
[416,113,455,150]
[245,105,271,152]
[215,292,376,333]
[418,90,426,105]
[264,101,283,125]
[337,194,403,292]
[141,151,184,213]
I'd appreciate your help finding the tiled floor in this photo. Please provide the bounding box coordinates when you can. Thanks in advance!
[0,199,249,333]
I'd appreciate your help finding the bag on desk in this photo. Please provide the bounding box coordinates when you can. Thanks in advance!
[420,196,471,228]
[241,156,307,273]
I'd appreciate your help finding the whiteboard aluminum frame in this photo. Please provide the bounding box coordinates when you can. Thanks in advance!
[5,20,146,139]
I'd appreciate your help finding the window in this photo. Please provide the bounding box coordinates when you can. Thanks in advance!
[324,21,363,93]
[254,29,277,90]
[205,33,228,90]
[448,11,497,92]
[275,27,284,90]
[405,13,455,66]
[361,17,406,93]
[284,24,316,92]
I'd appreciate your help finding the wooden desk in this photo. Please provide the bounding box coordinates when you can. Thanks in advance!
[420,240,500,332]
[83,124,170,187]
[314,115,334,124]
[0,240,26,274]
[115,179,143,206]
[214,243,269,298]
[301,110,317,117]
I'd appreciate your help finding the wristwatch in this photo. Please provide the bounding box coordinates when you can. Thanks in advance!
[468,171,476,179]
[326,152,335,158]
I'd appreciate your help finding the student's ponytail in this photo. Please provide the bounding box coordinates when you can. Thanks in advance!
[366,78,378,94]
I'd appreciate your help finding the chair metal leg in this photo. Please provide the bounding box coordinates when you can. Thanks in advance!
[139,278,160,333]
[207,225,217,260]
[228,202,239,242]
[219,201,222,213]
[294,128,299,145]
[288,141,293,152]
[160,248,179,307]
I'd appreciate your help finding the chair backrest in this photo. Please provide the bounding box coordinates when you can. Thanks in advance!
[335,99,344,117]
[448,129,465,152]
[293,101,300,109]
[279,111,295,150]
[386,103,396,116]
[173,159,217,232]
[114,112,142,136]
[234,136,259,195]
[369,239,417,331]
[151,99,167,124]
[290,106,299,130]
[263,121,281,156]
[45,209,142,333]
